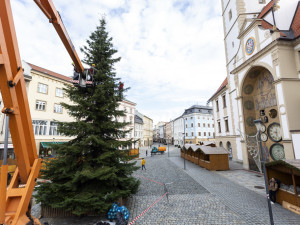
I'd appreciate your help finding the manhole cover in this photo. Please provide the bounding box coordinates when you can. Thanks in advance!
[254,186,264,189]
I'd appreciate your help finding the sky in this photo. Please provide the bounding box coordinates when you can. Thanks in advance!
[11,0,227,125]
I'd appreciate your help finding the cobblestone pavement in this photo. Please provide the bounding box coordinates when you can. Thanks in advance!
[127,145,300,225]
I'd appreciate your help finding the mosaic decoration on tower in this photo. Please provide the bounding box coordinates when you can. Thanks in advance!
[245,37,255,55]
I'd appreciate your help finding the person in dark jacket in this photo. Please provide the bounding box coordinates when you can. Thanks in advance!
[269,177,278,204]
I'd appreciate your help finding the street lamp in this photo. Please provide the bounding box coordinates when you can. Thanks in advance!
[168,135,170,157]
[254,119,274,225]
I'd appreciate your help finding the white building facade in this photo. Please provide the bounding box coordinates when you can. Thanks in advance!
[173,116,184,146]
[182,105,214,144]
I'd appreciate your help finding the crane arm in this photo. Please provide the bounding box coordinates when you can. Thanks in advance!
[34,0,84,73]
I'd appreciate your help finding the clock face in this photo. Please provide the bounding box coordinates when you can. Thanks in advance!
[267,123,282,142]
[269,109,277,118]
[260,124,266,133]
[270,143,285,161]
[261,133,268,142]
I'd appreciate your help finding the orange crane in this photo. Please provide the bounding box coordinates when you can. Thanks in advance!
[0,0,90,224]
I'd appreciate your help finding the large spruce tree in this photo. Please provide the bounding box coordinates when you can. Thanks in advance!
[36,18,140,216]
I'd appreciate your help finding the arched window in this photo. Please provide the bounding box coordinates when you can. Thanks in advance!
[219,141,223,147]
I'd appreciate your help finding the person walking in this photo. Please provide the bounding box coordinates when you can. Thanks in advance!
[141,158,146,170]
[146,150,148,157]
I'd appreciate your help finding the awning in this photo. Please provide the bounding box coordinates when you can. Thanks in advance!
[40,142,66,149]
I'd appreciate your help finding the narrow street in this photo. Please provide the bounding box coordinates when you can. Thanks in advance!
[126,144,300,225]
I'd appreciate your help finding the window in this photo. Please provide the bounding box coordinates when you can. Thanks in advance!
[229,9,232,21]
[208,132,211,136]
[204,132,206,136]
[218,121,221,133]
[213,124,214,128]
[198,132,201,136]
[56,88,64,97]
[186,124,187,128]
[49,122,58,135]
[54,104,63,113]
[38,83,48,94]
[191,123,193,127]
[198,123,200,127]
[222,95,227,108]
[203,123,205,127]
[186,133,188,137]
[225,119,229,132]
[191,132,194,136]
[190,117,193,119]
[32,120,47,135]
[36,100,46,111]
[216,100,219,112]
[208,124,210,128]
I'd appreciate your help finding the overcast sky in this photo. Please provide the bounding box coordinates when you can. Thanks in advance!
[11,0,227,125]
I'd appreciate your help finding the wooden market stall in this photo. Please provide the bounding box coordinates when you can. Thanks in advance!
[266,160,300,208]
[181,144,229,171]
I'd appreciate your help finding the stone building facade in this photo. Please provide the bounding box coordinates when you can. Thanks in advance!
[216,0,300,170]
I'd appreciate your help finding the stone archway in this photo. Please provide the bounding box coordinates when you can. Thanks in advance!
[219,141,223,147]
[242,67,283,171]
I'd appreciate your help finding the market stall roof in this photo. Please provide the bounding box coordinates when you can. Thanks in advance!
[266,159,300,174]
[182,144,228,155]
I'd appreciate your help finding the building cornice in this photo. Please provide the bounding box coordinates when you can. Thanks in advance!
[273,78,300,84]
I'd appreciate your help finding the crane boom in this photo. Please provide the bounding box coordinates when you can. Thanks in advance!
[0,0,87,224]
[34,0,84,73]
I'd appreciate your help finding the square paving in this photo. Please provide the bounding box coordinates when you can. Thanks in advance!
[127,146,300,225]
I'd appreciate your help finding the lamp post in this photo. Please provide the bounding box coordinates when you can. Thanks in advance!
[168,135,170,157]
[254,119,274,225]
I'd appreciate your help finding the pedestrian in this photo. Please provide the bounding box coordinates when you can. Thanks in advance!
[7,172,11,186]
[146,150,148,157]
[141,158,146,170]
[269,177,279,204]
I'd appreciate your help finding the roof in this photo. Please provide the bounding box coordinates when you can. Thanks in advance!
[258,0,275,19]
[182,144,228,155]
[26,62,72,82]
[208,77,228,102]
[266,159,300,173]
[258,1,300,40]
[134,115,143,124]
[182,105,213,116]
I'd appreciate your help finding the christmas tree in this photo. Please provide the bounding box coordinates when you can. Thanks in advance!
[35,18,140,216]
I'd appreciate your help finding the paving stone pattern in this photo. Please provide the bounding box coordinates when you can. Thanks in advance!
[128,155,251,224]
[169,156,300,225]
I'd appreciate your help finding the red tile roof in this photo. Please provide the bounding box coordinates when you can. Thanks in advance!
[208,77,228,102]
[291,3,300,38]
[26,62,72,82]
[258,0,275,19]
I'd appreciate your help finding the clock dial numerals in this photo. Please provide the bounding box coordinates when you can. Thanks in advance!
[267,123,282,142]
[261,133,268,142]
